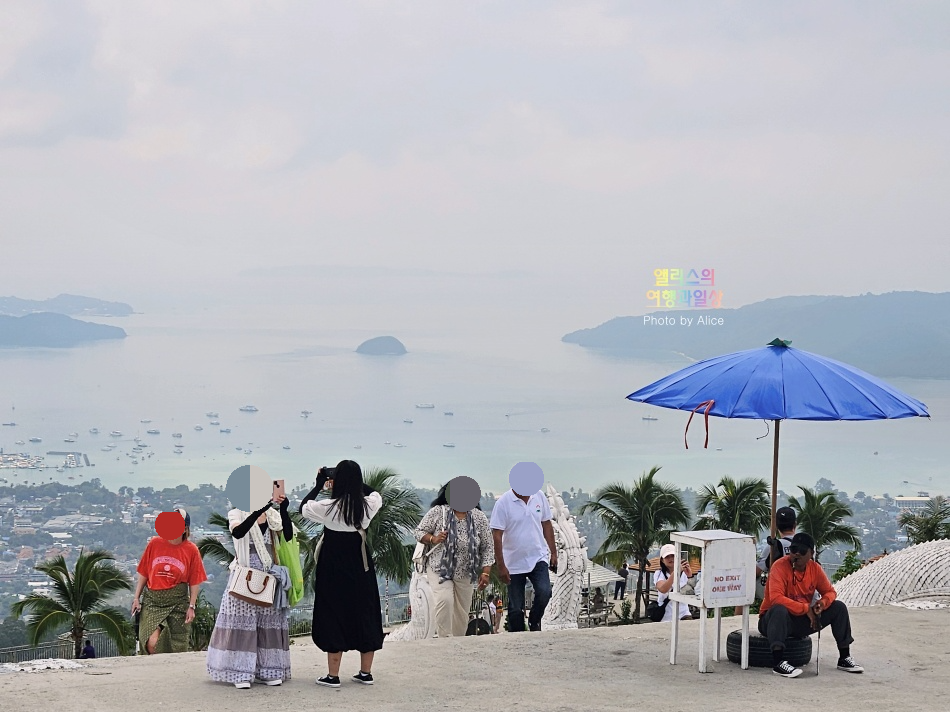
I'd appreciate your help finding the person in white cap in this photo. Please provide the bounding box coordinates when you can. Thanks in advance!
[653,543,692,623]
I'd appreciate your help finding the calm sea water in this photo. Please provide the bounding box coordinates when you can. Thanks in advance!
[0,304,946,500]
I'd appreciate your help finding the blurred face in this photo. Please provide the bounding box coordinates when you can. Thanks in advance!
[788,545,813,571]
[663,554,675,568]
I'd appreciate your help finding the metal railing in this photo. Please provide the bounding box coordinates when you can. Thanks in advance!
[0,629,123,664]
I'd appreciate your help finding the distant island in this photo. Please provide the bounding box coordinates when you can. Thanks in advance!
[356,335,407,355]
[0,294,133,318]
[562,291,950,379]
[0,313,127,347]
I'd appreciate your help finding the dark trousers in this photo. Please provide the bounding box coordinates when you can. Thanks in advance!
[758,600,854,652]
[614,580,626,599]
[506,561,552,632]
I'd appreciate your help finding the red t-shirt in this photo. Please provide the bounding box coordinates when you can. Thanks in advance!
[137,537,207,590]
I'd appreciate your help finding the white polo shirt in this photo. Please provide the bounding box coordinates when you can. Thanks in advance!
[489,489,552,575]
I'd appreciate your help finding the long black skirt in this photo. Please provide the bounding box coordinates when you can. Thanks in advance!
[312,528,384,654]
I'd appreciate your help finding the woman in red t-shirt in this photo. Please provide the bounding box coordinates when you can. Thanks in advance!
[132,509,207,654]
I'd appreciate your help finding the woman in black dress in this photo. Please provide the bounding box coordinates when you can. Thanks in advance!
[300,460,384,687]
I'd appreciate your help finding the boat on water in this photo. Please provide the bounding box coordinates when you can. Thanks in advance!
[243,449,252,454]
[64,438,75,443]
[15,440,24,445]
[239,405,259,412]
[220,428,231,433]
[540,428,550,433]
[68,432,78,437]
[403,419,413,424]
[393,443,406,448]
[110,430,122,437]
[89,428,99,434]
[101,446,112,451]
[140,419,151,424]
[206,411,219,418]
[301,410,312,416]
[642,416,658,421]
[282,445,291,450]
[56,467,64,473]
[353,445,361,449]
[29,437,41,443]
[172,432,183,438]
[210,420,220,426]
[415,403,435,409]
[194,425,203,431]
[2,422,16,426]
[443,443,456,448]
[131,459,139,465]
[443,411,454,416]
[384,441,391,445]
[147,429,160,435]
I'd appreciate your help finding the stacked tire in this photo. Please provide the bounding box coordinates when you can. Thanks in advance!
[726,630,812,667]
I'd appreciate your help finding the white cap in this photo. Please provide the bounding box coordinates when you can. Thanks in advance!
[660,543,676,559]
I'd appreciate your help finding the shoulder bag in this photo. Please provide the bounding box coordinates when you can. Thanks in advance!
[227,531,277,607]
[412,506,448,573]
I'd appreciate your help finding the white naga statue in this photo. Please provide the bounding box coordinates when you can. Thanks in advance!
[388,483,588,640]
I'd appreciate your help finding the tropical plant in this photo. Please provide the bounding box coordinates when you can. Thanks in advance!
[10,548,134,658]
[832,549,863,583]
[898,496,950,545]
[787,486,861,561]
[189,590,218,651]
[694,476,771,537]
[578,466,690,622]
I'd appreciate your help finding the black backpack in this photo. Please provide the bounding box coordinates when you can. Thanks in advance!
[466,617,492,636]
[764,535,790,571]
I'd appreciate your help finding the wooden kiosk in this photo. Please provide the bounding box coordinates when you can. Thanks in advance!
[668,529,757,672]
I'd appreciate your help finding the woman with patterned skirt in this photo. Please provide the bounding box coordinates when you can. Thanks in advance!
[207,494,293,689]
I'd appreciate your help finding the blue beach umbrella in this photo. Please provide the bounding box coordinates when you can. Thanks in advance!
[627,338,930,532]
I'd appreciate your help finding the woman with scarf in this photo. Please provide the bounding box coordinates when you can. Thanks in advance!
[207,492,293,689]
[414,482,494,638]
[300,461,384,687]
[132,508,207,655]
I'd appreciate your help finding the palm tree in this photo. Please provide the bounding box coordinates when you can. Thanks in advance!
[787,486,861,561]
[198,466,422,593]
[694,476,771,537]
[10,549,134,658]
[578,466,690,622]
[898,496,950,544]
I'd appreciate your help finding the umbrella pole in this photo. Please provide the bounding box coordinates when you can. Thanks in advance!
[771,419,781,536]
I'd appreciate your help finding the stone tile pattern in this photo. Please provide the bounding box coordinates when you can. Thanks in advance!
[836,539,950,607]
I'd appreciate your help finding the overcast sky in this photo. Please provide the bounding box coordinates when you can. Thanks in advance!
[1,1,948,327]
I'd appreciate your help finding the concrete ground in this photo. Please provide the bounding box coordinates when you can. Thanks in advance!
[1,605,947,712]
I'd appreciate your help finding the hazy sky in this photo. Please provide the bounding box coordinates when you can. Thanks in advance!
[2,2,948,328]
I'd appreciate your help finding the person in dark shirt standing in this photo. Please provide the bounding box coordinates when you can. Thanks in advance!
[614,563,630,600]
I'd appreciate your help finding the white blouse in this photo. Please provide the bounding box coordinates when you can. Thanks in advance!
[301,491,383,532]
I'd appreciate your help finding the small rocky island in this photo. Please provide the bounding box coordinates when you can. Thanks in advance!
[356,335,407,355]
[0,313,127,347]
[0,293,134,317]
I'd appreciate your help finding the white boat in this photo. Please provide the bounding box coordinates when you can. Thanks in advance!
[101,446,112,452]
[210,420,220,426]
[239,405,259,412]
[64,438,75,443]
[174,449,183,454]
[403,419,413,424]
[540,428,550,433]
[243,449,252,454]
[282,445,291,450]
[89,428,99,434]
[443,411,454,416]
[146,429,160,435]
[353,445,362,449]
[131,459,139,465]
[393,443,406,448]
[384,441,391,445]
[415,403,435,409]
[206,411,219,418]
[172,432,183,438]
[110,431,122,437]
[220,428,231,433]
[194,425,203,431]
[29,437,41,443]
[56,467,64,473]
[642,416,658,421]
[15,440,24,445]
[68,432,78,437]
[140,419,151,424]
[443,443,456,448]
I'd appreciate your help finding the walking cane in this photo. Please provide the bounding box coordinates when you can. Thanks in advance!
[816,627,820,676]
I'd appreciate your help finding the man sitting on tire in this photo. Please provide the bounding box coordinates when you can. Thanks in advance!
[758,532,864,678]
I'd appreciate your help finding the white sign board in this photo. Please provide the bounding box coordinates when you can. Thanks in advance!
[706,568,747,601]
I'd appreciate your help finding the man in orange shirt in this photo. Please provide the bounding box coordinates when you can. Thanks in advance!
[758,532,863,678]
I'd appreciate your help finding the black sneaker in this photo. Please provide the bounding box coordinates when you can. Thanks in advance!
[352,671,374,685]
[772,660,803,678]
[316,675,341,688]
[837,656,864,673]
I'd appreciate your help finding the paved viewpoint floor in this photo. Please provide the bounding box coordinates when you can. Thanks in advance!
[2,606,948,712]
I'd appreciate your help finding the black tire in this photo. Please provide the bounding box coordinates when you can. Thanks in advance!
[726,630,812,668]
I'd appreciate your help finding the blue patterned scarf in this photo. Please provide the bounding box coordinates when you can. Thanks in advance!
[438,508,480,584]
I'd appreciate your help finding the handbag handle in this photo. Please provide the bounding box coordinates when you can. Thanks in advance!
[245,570,271,594]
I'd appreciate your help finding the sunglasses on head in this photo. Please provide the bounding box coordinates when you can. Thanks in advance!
[789,545,810,556]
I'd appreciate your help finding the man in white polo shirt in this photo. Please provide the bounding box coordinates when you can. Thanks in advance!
[490,463,558,632]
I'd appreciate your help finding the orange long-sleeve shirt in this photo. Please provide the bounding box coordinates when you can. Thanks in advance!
[760,556,837,616]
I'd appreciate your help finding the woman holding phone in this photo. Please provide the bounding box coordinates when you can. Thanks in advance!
[207,482,294,689]
[300,461,385,688]
[653,544,693,623]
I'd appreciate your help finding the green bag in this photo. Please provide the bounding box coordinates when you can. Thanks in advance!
[275,532,304,607]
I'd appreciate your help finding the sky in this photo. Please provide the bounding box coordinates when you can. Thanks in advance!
[1,1,949,332]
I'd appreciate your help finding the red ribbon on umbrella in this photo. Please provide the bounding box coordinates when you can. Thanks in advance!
[685,400,714,449]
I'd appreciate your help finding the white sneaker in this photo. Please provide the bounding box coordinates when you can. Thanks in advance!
[234,681,251,689]
[256,678,282,686]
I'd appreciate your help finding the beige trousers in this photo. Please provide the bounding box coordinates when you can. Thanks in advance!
[428,574,475,638]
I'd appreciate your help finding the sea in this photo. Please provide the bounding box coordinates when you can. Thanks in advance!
[0,302,947,500]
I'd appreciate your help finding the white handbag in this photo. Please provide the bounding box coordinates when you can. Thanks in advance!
[228,564,276,607]
[413,507,448,573]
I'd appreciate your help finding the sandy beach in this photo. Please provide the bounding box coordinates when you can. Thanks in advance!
[2,605,947,712]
